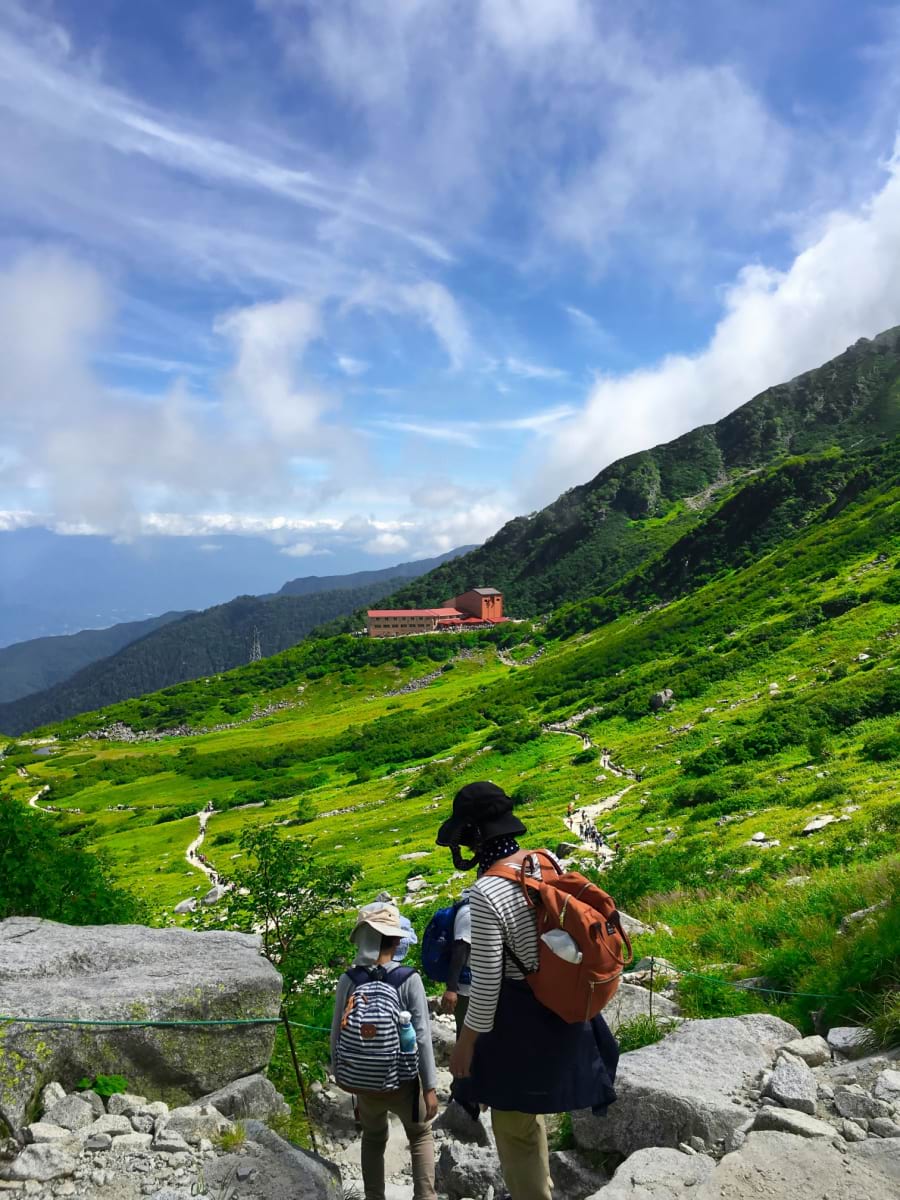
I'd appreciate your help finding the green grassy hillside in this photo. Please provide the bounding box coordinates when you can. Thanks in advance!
[3,439,897,1042]
[322,326,900,626]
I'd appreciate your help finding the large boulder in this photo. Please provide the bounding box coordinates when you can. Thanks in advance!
[196,1074,289,1121]
[573,1014,799,1158]
[435,1140,504,1199]
[586,1147,715,1199]
[602,982,680,1036]
[207,1120,341,1199]
[0,917,282,1137]
[694,1131,898,1200]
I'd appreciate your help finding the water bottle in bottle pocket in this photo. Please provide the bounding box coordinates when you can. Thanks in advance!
[398,1010,417,1053]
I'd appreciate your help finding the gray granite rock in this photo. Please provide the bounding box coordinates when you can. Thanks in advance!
[435,1140,505,1200]
[42,1096,94,1132]
[751,1107,837,1138]
[108,1093,148,1117]
[602,982,681,1036]
[694,1131,898,1200]
[0,1144,76,1183]
[834,1084,893,1122]
[764,1057,817,1114]
[549,1148,607,1199]
[827,1027,870,1058]
[0,916,281,1137]
[573,1013,799,1157]
[585,1146,714,1199]
[195,1074,289,1122]
[780,1035,830,1067]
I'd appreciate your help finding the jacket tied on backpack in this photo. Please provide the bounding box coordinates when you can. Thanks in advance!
[333,964,422,1095]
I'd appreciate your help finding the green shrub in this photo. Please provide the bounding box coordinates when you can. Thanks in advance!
[863,729,900,762]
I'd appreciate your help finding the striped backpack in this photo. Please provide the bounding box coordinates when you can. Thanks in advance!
[334,966,419,1094]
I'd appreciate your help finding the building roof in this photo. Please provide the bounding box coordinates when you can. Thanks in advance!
[471,587,502,595]
[367,607,464,618]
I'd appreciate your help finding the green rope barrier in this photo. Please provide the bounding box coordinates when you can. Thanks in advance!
[621,960,842,1001]
[0,1014,333,1033]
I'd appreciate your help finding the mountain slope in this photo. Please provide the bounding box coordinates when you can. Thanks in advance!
[0,578,413,735]
[275,548,477,597]
[0,611,189,705]
[5,433,897,1048]
[0,549,471,734]
[349,327,900,619]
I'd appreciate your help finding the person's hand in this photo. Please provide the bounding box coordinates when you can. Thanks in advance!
[450,1026,477,1079]
[441,990,458,1014]
[423,1088,439,1121]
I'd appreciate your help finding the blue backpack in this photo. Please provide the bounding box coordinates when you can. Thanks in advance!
[421,900,471,986]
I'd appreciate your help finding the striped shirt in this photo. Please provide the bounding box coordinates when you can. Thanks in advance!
[463,852,560,1034]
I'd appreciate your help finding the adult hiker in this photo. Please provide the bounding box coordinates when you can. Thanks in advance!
[441,889,472,1036]
[437,781,621,1200]
[331,901,438,1200]
[422,891,472,1037]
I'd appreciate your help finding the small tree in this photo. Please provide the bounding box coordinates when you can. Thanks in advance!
[0,795,146,925]
[193,822,359,992]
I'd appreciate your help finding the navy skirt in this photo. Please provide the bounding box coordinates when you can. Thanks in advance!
[451,979,619,1115]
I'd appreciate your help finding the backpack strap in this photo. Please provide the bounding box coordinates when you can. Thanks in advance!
[345,964,417,989]
[382,966,417,990]
[484,849,561,907]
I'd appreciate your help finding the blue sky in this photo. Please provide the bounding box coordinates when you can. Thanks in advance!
[1,0,900,564]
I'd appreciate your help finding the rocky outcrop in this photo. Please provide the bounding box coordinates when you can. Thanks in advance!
[0,917,282,1136]
[0,1080,339,1199]
[587,1146,715,1198]
[573,1014,800,1157]
[694,1130,899,1200]
[602,983,680,1035]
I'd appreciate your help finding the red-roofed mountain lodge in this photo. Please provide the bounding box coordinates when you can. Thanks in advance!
[366,587,506,638]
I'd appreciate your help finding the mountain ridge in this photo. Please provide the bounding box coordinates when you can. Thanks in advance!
[326,326,899,624]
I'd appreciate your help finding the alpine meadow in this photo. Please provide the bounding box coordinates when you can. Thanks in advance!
[3,328,898,1094]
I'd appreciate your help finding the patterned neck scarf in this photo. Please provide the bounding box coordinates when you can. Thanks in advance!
[477,835,520,873]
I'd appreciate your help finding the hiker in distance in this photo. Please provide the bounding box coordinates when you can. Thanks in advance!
[438,781,624,1200]
[331,902,439,1200]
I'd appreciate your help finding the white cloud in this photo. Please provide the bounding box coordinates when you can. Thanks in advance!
[279,541,317,557]
[215,297,324,441]
[534,152,900,503]
[198,542,223,552]
[505,356,566,381]
[348,278,471,368]
[364,531,410,556]
[0,249,363,531]
[336,354,369,376]
[371,420,479,447]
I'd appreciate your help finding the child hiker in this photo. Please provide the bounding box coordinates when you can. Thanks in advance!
[331,902,438,1200]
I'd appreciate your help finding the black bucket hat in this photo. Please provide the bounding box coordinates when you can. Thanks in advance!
[436,781,527,847]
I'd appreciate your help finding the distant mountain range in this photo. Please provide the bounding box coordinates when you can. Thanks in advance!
[322,327,900,625]
[0,549,471,734]
[0,611,189,704]
[0,530,473,647]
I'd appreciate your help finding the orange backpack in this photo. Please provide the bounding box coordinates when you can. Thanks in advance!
[485,849,633,1024]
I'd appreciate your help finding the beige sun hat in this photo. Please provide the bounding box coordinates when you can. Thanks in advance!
[351,901,404,941]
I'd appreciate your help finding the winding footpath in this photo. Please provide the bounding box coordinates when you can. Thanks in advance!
[27,785,53,813]
[185,808,218,883]
[563,785,633,864]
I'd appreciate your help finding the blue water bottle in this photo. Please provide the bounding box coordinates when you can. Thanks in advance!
[398,1010,417,1053]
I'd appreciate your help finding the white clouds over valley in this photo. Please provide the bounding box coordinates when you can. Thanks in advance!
[0,1,898,562]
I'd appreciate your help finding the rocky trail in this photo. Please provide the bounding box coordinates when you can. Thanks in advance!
[3,918,899,1199]
[185,808,216,882]
[562,786,633,865]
